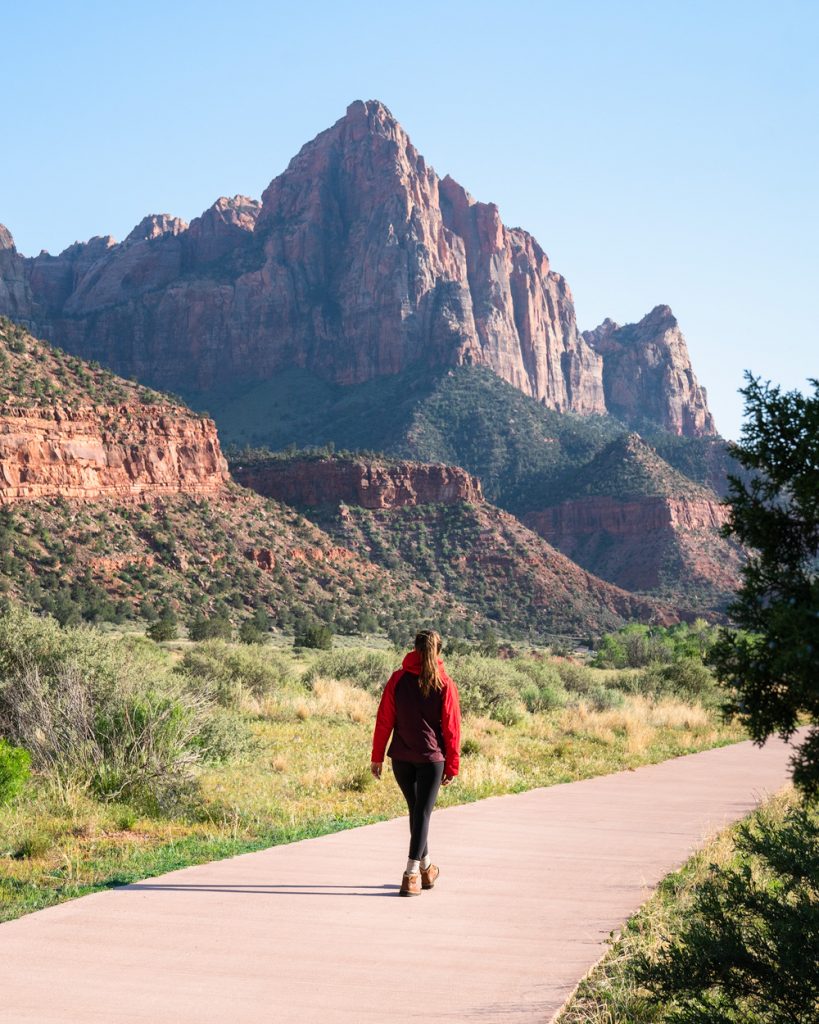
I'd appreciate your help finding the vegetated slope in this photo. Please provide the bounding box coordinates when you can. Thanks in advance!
[325,500,673,638]
[0,321,461,634]
[218,364,627,507]
[0,100,714,437]
[523,434,743,612]
[234,452,674,638]
[552,432,717,501]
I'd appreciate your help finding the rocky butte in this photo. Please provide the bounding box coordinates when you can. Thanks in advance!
[231,456,483,510]
[0,403,228,503]
[523,434,741,606]
[0,100,714,438]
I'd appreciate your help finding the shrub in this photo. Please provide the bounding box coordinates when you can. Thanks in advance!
[180,640,295,706]
[294,621,333,650]
[635,802,819,1023]
[446,654,526,723]
[0,739,30,804]
[0,607,242,806]
[147,612,178,642]
[238,621,265,645]
[640,658,720,705]
[188,613,233,641]
[512,659,568,712]
[304,649,397,694]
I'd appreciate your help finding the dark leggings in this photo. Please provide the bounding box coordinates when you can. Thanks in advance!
[391,759,445,861]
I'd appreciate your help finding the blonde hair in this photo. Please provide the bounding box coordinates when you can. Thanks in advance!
[415,629,443,697]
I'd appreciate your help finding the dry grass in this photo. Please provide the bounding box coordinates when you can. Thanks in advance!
[1,642,745,924]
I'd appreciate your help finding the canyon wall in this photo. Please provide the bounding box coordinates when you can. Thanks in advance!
[0,404,228,502]
[232,456,483,509]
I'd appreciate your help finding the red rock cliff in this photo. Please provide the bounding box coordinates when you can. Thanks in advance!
[524,495,739,599]
[0,101,715,436]
[0,403,229,502]
[583,306,715,436]
[232,457,483,509]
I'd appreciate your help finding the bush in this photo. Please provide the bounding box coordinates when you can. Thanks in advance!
[238,621,265,645]
[147,612,178,642]
[0,607,242,806]
[512,659,568,712]
[188,613,233,641]
[294,620,333,650]
[0,739,30,804]
[179,640,296,707]
[640,658,720,705]
[635,803,819,1023]
[304,649,397,694]
[445,654,526,723]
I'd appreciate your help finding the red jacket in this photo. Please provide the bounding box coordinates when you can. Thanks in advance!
[371,650,461,777]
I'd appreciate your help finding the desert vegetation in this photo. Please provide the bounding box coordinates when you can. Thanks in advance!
[0,608,741,923]
[557,791,819,1023]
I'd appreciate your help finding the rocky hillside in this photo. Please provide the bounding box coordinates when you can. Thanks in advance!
[0,318,227,501]
[235,452,675,637]
[522,434,742,609]
[0,100,714,438]
[0,322,463,635]
[232,453,483,509]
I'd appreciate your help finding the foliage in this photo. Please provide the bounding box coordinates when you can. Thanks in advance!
[0,607,242,805]
[294,620,333,650]
[634,803,819,1023]
[188,612,233,642]
[179,640,296,707]
[0,739,30,804]
[593,621,718,670]
[710,375,819,797]
[146,611,178,642]
[238,607,270,644]
[304,648,397,694]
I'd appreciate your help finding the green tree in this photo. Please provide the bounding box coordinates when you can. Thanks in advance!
[710,376,819,797]
[188,613,233,642]
[147,612,178,642]
[294,620,333,650]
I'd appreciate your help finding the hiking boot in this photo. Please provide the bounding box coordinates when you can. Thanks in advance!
[400,872,421,897]
[421,863,439,889]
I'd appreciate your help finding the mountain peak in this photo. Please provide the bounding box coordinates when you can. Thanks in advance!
[0,225,15,252]
[124,213,188,246]
[583,307,715,436]
[344,98,397,123]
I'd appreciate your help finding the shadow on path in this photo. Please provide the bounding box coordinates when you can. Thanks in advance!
[122,883,401,897]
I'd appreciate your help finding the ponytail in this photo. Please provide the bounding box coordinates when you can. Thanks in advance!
[415,629,443,697]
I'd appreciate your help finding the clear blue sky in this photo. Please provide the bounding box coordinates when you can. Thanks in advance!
[3,0,817,440]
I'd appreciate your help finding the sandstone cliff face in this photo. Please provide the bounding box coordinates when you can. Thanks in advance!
[0,101,714,435]
[583,306,715,436]
[525,496,729,543]
[524,495,739,600]
[232,456,483,509]
[0,403,228,502]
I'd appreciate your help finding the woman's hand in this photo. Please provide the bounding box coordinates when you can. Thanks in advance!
[371,761,383,780]
[442,772,455,786]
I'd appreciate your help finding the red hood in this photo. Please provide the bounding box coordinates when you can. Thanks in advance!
[402,650,449,678]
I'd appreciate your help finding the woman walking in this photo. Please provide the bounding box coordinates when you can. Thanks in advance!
[371,629,461,896]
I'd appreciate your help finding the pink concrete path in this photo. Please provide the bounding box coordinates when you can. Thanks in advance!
[0,736,797,1024]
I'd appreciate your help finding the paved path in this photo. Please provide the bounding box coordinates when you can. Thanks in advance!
[0,736,797,1024]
